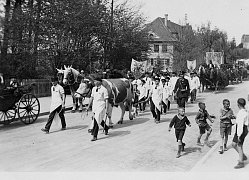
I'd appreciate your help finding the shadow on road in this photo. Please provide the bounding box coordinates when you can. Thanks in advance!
[98,130,131,140]
[0,117,47,131]
[113,118,150,130]
[211,86,236,94]
[47,125,88,134]
[205,140,218,148]
[181,146,202,156]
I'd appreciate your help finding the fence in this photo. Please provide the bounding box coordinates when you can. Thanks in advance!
[22,79,51,98]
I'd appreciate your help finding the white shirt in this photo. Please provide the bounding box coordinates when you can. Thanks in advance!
[143,77,152,90]
[151,84,163,101]
[194,76,200,88]
[50,84,64,112]
[188,77,199,91]
[235,109,249,137]
[169,76,178,91]
[138,84,147,100]
[91,85,108,113]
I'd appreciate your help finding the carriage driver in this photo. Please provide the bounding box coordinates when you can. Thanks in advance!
[41,77,66,134]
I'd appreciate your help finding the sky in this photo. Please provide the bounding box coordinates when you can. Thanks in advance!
[133,0,249,44]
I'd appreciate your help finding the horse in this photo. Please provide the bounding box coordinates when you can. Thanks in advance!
[57,65,85,112]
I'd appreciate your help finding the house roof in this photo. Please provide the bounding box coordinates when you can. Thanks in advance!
[145,17,178,42]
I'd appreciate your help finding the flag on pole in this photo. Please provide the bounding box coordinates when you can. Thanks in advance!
[130,58,147,73]
[187,60,196,71]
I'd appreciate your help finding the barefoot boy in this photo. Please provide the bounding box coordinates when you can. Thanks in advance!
[219,99,235,154]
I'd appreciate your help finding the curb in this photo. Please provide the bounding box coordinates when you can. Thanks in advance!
[190,140,221,171]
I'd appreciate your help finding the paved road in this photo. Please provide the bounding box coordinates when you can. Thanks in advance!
[0,81,248,172]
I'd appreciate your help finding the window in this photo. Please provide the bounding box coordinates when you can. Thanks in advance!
[154,44,159,52]
[162,44,167,52]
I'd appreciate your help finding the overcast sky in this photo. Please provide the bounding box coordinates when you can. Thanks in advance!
[134,0,249,43]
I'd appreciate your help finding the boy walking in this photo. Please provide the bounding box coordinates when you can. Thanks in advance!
[169,108,191,158]
[195,102,214,146]
[219,99,235,154]
[232,98,248,169]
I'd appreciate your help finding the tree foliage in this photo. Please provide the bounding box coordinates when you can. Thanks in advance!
[0,0,149,78]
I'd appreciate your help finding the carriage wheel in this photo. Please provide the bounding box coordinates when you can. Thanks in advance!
[0,109,16,125]
[17,93,40,124]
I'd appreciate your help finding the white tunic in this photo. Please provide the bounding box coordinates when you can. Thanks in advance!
[50,84,64,112]
[235,109,249,137]
[143,77,152,92]
[138,85,147,100]
[91,85,109,124]
[151,85,163,111]
[162,82,173,103]
[188,77,199,91]
[169,76,178,91]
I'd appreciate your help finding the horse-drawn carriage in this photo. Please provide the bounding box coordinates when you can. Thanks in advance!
[0,83,40,125]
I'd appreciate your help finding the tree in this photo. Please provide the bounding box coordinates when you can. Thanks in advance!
[173,25,201,71]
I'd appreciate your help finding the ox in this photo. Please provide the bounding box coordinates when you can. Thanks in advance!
[85,76,134,125]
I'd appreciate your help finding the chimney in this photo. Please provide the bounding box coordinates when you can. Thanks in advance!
[164,14,168,27]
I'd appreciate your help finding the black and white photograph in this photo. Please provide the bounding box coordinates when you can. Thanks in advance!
[0,0,249,179]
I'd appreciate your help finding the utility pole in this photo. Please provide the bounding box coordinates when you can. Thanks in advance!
[109,0,114,70]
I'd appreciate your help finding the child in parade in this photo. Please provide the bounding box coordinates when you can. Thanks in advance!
[132,81,140,118]
[195,102,215,146]
[169,108,191,158]
[147,77,163,123]
[188,72,199,103]
[232,98,248,169]
[161,77,171,114]
[218,99,235,154]
[138,79,147,112]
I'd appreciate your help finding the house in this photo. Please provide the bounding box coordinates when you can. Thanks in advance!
[241,34,249,49]
[144,14,184,72]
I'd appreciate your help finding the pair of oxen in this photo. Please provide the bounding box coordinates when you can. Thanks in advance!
[57,66,134,125]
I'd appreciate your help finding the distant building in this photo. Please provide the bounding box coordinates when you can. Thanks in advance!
[144,14,186,72]
[241,34,249,49]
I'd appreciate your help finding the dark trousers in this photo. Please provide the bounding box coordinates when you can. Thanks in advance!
[91,118,109,138]
[190,89,197,102]
[139,97,146,111]
[167,100,171,110]
[162,101,167,113]
[177,97,187,108]
[150,99,161,122]
[45,105,66,131]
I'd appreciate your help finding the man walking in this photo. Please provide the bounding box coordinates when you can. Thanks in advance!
[86,77,109,141]
[41,77,66,133]
[174,71,190,108]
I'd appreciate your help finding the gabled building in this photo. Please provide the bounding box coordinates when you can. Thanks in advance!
[145,14,184,72]
[241,34,249,49]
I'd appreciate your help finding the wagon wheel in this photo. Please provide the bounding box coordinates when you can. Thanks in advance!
[17,93,40,124]
[0,109,16,125]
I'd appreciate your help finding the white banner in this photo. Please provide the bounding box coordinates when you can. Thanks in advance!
[206,52,224,67]
[130,59,147,73]
[187,60,196,71]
